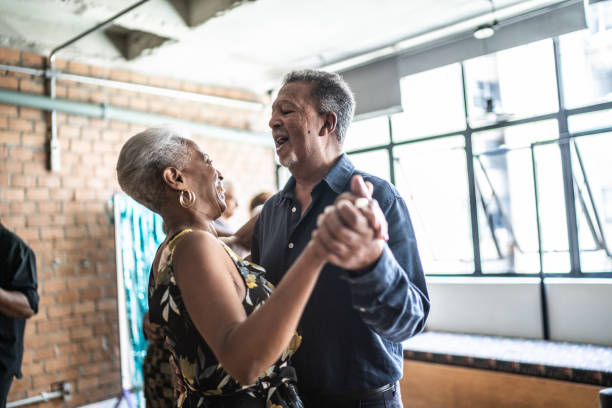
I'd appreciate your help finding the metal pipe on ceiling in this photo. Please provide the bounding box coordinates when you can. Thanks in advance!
[0,64,265,110]
[45,0,152,172]
[0,89,272,147]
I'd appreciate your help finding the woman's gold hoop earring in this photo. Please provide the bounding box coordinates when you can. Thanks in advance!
[179,190,196,208]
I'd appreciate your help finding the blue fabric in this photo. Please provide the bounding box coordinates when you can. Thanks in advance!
[251,154,430,394]
[114,194,165,393]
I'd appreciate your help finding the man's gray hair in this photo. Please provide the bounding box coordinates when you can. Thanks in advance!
[283,69,355,145]
[116,127,193,213]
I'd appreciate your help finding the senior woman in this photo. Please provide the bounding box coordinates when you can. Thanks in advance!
[116,127,380,408]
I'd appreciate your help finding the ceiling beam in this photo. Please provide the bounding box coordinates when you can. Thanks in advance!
[169,0,256,27]
[105,26,174,60]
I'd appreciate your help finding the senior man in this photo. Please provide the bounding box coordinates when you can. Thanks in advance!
[251,69,429,408]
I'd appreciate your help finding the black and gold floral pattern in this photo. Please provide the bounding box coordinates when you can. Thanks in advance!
[148,229,304,408]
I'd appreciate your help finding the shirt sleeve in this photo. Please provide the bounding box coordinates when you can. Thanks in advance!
[342,185,430,343]
[9,246,39,314]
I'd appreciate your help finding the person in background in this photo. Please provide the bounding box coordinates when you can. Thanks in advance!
[248,191,273,218]
[0,220,39,408]
[213,180,238,236]
[251,69,430,407]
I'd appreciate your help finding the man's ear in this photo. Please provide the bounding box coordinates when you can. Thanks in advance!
[161,167,184,191]
[319,111,337,137]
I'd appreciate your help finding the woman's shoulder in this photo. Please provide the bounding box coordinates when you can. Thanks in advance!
[172,229,224,258]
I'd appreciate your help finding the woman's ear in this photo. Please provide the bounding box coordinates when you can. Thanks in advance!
[162,167,184,191]
[319,111,337,137]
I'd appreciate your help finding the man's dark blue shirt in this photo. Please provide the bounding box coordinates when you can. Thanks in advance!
[251,154,429,394]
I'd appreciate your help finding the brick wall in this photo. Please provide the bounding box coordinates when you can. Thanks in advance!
[0,47,276,407]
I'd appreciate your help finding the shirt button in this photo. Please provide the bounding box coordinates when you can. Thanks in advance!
[359,307,366,312]
[291,207,297,213]
[288,243,294,249]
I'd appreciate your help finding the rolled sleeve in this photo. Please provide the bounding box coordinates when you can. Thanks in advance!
[11,248,39,314]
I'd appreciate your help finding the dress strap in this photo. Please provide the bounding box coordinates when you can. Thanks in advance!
[167,228,193,249]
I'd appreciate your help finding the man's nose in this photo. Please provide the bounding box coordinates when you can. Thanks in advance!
[269,112,281,129]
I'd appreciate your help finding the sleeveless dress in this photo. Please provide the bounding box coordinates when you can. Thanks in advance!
[148,229,304,408]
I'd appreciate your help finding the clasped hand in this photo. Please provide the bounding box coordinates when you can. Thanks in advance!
[311,175,389,272]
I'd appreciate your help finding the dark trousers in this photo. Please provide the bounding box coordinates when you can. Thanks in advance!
[0,372,14,408]
[301,383,402,408]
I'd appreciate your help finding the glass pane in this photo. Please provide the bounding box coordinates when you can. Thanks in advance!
[571,132,612,272]
[393,63,466,142]
[394,136,474,274]
[568,109,612,134]
[276,165,291,189]
[347,149,390,182]
[464,39,558,128]
[345,116,390,151]
[558,1,612,109]
[473,120,569,273]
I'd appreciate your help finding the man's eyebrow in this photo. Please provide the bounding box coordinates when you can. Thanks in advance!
[273,99,296,109]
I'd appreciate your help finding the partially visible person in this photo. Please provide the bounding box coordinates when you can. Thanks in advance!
[0,220,39,408]
[142,311,174,408]
[213,180,238,236]
[248,191,273,218]
[116,127,380,407]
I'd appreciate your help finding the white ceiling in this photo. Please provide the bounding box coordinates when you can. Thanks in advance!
[0,0,545,94]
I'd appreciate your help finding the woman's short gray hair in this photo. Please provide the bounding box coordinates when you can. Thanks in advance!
[116,127,193,213]
[283,69,355,145]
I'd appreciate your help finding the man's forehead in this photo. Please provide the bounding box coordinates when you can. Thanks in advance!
[274,82,313,105]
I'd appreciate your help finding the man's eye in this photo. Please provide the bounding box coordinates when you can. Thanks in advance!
[282,110,294,114]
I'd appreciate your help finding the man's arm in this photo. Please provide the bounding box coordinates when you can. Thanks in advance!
[315,175,430,342]
[0,246,39,319]
[0,288,35,318]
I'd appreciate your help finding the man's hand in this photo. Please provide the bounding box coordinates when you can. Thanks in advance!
[312,175,388,272]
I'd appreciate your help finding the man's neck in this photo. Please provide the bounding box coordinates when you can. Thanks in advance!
[291,153,343,214]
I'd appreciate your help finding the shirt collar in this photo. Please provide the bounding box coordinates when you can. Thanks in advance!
[279,154,355,200]
[322,153,355,194]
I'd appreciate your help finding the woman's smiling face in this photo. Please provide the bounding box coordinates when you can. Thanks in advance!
[182,142,227,219]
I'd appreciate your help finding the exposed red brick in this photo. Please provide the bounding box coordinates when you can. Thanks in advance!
[0,75,19,90]
[8,117,33,132]
[21,52,44,68]
[0,48,20,63]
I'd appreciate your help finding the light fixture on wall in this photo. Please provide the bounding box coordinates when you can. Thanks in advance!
[473,0,498,39]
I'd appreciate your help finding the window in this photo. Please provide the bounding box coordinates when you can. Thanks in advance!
[558,1,612,109]
[571,132,612,272]
[473,120,567,273]
[394,136,473,274]
[347,149,391,182]
[344,116,389,151]
[464,40,558,127]
[288,1,612,277]
[392,63,465,142]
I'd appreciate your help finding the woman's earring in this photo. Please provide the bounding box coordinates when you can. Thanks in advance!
[179,190,196,208]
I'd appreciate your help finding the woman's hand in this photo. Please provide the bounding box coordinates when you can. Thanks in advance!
[312,175,388,271]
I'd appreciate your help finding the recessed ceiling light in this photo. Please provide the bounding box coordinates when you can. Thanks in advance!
[474,24,496,39]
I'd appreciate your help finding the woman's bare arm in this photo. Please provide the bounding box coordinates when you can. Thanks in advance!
[172,230,326,385]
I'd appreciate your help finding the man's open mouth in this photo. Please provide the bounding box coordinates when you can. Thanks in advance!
[274,135,289,148]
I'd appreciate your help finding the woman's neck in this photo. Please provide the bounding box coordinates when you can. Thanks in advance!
[162,212,217,239]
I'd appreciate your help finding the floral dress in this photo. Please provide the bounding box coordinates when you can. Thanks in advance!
[148,229,304,408]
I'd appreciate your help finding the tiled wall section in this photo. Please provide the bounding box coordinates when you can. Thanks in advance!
[0,47,276,407]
